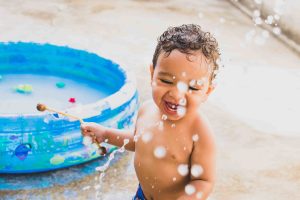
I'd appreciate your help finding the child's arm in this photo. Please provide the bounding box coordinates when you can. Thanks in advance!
[81,122,136,151]
[177,117,216,200]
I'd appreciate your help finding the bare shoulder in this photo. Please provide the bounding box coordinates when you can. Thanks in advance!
[191,112,216,147]
[137,99,156,118]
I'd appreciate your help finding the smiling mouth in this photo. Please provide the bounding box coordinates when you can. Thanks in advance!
[163,101,179,115]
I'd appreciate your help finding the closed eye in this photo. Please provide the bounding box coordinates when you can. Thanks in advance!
[160,79,173,84]
[189,87,200,91]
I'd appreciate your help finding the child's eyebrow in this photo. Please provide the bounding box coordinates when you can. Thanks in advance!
[158,72,173,77]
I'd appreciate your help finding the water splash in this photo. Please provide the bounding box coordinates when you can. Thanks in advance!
[94,139,129,199]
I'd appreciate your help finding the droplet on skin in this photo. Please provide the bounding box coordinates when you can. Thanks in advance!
[182,72,186,77]
[142,132,153,143]
[185,184,196,195]
[158,121,164,131]
[196,191,203,199]
[177,164,189,176]
[179,98,187,106]
[191,164,204,177]
[152,185,155,189]
[172,177,177,182]
[161,114,168,120]
[196,79,203,86]
[172,76,176,80]
[192,134,199,142]
[133,135,139,142]
[177,81,188,93]
[154,146,166,159]
[171,123,176,128]
[177,106,186,117]
[189,80,196,87]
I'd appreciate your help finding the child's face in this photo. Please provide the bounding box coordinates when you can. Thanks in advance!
[150,50,214,121]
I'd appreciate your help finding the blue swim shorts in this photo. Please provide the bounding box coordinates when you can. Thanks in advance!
[132,184,146,200]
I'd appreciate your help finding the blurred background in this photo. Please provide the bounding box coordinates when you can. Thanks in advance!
[0,0,299,199]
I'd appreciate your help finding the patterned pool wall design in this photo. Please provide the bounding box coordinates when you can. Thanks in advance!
[0,42,138,173]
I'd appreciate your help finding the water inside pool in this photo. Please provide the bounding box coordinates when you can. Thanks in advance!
[0,74,111,114]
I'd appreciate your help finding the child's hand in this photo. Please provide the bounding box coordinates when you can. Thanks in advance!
[81,122,107,144]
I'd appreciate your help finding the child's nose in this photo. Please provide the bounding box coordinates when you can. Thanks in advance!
[169,86,186,101]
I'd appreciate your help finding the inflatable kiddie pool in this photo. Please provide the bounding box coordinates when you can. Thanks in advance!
[0,42,138,173]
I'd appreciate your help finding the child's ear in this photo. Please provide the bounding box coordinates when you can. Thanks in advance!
[150,64,154,81]
[206,84,215,96]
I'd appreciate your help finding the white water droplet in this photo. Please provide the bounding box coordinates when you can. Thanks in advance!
[177,106,186,117]
[198,12,203,19]
[192,134,199,142]
[265,15,274,25]
[161,114,168,120]
[177,81,188,93]
[219,17,225,23]
[172,177,177,181]
[123,139,129,145]
[154,146,166,159]
[253,10,260,17]
[196,191,203,199]
[262,30,270,38]
[177,164,189,176]
[191,164,203,177]
[196,79,203,86]
[182,72,186,77]
[158,121,164,131]
[142,132,153,143]
[171,123,176,128]
[185,184,196,195]
[82,136,93,146]
[254,17,263,25]
[179,98,187,106]
[273,27,281,35]
[254,0,262,4]
[189,80,196,87]
[172,76,176,80]
[152,81,157,86]
[82,185,91,190]
[133,135,139,142]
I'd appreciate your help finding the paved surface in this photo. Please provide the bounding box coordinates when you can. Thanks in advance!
[0,0,300,199]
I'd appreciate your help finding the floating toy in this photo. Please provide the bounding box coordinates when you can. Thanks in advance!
[69,97,76,103]
[14,84,33,94]
[56,82,65,88]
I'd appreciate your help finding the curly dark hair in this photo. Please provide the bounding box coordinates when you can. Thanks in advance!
[152,24,221,81]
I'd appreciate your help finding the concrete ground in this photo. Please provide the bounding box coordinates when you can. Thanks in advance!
[0,0,300,199]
